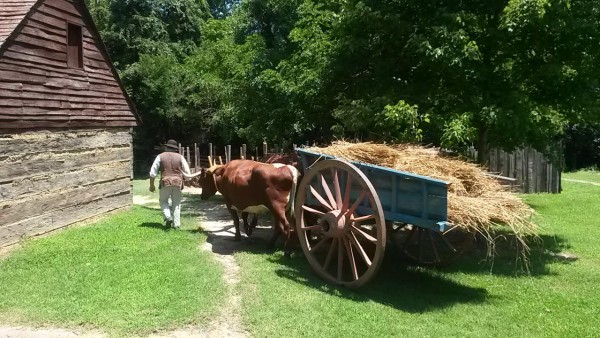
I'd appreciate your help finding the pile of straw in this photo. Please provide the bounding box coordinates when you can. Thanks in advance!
[306,141,538,252]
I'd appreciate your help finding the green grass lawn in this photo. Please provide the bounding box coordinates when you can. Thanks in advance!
[1,175,599,337]
[235,178,600,337]
[0,204,224,336]
[563,169,600,184]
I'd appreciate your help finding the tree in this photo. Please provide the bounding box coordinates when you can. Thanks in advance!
[272,0,600,163]
[101,0,210,68]
[87,0,600,167]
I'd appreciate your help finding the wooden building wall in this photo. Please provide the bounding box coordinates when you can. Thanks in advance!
[0,128,133,247]
[0,0,137,128]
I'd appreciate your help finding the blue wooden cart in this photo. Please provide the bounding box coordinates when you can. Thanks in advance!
[294,148,474,288]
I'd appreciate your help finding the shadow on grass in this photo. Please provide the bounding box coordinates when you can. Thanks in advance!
[151,191,576,312]
[139,221,171,232]
[441,232,576,277]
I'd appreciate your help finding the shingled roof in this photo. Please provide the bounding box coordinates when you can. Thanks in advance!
[0,0,39,46]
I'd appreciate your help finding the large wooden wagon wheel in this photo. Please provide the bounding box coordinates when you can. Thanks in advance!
[390,223,474,267]
[294,159,386,288]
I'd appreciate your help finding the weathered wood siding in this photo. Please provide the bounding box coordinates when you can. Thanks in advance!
[0,128,133,247]
[0,1,38,45]
[0,0,137,129]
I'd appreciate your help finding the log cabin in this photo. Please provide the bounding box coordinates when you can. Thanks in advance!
[0,0,140,247]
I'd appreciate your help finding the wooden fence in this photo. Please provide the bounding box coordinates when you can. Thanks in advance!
[177,141,289,172]
[467,147,562,194]
[178,141,561,193]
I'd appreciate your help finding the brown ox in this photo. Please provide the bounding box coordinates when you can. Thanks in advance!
[242,152,304,235]
[183,159,299,257]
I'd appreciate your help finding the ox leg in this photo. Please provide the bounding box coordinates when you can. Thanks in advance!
[270,205,292,259]
[242,212,258,236]
[228,208,242,241]
[242,212,252,236]
[250,213,258,231]
[267,219,282,248]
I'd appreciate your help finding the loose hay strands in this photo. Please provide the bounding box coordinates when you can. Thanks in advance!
[306,141,538,262]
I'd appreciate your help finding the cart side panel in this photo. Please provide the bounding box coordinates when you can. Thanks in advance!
[359,166,448,229]
[296,148,449,230]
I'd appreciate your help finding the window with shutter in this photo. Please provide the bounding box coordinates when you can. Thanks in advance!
[67,22,83,68]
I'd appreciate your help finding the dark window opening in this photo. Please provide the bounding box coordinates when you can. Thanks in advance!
[67,23,83,68]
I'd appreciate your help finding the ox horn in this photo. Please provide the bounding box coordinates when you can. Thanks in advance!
[181,170,204,178]
[205,164,223,174]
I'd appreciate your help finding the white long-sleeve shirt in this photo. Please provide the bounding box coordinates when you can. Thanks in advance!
[149,153,191,178]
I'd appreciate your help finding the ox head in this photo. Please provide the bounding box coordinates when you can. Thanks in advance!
[181,165,222,200]
[199,165,224,200]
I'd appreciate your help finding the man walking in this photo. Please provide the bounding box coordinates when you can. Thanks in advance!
[149,139,191,229]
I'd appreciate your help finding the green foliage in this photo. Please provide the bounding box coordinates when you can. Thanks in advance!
[103,0,210,67]
[440,112,476,149]
[121,54,187,162]
[378,101,426,142]
[87,0,600,164]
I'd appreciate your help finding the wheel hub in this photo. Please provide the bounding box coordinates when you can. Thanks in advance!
[320,209,347,238]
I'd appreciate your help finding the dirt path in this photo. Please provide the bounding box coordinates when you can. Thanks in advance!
[137,188,251,338]
[0,188,251,338]
[562,178,600,186]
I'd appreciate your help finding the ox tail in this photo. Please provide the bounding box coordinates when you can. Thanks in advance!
[286,164,300,222]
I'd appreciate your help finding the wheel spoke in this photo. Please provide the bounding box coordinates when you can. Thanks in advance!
[302,205,325,215]
[301,224,322,231]
[345,190,367,217]
[391,223,405,233]
[348,231,372,266]
[352,214,375,223]
[342,174,352,212]
[310,236,329,253]
[323,238,337,271]
[320,174,337,209]
[332,169,342,209]
[428,229,441,263]
[401,226,416,251]
[351,224,377,243]
[310,185,333,211]
[344,237,359,281]
[440,230,458,253]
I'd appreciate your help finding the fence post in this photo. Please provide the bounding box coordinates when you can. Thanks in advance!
[527,147,534,193]
[194,143,198,169]
[209,143,213,161]
[226,145,232,163]
[242,144,247,159]
[263,141,268,157]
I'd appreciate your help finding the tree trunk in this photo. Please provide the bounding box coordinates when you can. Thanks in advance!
[477,127,490,165]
